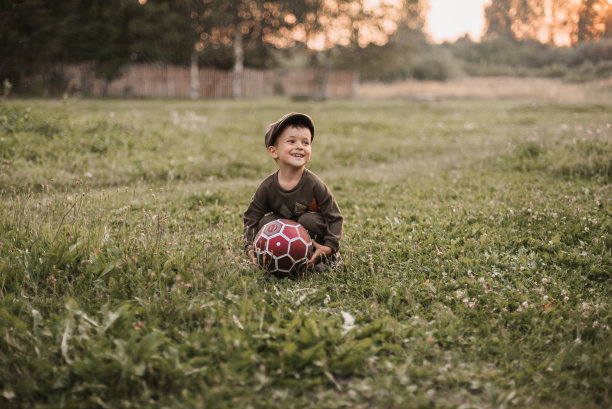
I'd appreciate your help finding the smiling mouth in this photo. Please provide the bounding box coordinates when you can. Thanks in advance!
[292,153,304,158]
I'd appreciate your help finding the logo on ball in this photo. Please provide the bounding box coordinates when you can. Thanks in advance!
[254,219,313,277]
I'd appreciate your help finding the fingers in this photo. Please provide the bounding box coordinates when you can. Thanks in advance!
[308,241,333,266]
[308,249,322,266]
[308,241,321,266]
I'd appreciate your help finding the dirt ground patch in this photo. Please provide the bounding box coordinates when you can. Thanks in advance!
[357,76,612,104]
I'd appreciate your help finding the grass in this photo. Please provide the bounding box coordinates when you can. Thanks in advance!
[358,77,612,104]
[0,96,610,408]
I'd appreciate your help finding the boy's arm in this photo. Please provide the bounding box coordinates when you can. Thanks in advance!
[314,182,343,252]
[243,200,265,264]
[243,184,270,250]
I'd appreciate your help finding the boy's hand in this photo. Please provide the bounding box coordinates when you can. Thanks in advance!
[308,241,332,266]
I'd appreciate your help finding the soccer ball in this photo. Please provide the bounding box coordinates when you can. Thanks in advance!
[254,219,313,276]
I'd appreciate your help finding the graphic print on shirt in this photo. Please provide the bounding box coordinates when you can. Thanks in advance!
[308,197,320,212]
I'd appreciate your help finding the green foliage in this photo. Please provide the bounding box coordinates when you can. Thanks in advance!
[0,0,140,88]
[443,37,612,82]
[0,98,610,408]
[409,49,463,81]
[483,0,608,44]
[331,34,612,83]
[0,0,289,92]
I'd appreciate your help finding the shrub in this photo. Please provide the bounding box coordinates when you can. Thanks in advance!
[410,50,462,81]
[446,37,612,81]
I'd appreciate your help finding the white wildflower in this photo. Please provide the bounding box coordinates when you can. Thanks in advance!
[341,311,355,335]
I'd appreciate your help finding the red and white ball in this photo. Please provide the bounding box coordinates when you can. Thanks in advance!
[254,219,313,276]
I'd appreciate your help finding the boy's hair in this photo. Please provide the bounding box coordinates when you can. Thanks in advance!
[265,112,315,148]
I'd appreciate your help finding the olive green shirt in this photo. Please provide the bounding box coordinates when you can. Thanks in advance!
[243,169,343,250]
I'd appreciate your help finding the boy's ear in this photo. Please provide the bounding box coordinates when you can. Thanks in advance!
[267,145,278,159]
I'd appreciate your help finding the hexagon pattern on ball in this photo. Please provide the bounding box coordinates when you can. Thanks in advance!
[254,219,313,277]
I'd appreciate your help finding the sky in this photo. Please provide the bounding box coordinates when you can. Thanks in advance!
[425,0,488,43]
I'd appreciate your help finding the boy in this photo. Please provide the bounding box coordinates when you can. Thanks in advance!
[243,112,343,269]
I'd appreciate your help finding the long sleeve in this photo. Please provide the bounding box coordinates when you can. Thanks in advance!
[312,175,343,251]
[243,179,272,246]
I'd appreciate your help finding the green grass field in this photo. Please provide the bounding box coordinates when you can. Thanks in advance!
[0,96,610,408]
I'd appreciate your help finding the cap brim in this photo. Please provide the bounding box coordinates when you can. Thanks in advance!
[265,112,315,147]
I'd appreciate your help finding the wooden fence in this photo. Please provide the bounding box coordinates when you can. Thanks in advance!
[58,64,355,99]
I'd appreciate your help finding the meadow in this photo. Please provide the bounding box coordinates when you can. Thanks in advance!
[0,95,610,408]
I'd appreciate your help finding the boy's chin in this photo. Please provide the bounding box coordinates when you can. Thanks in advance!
[281,160,307,168]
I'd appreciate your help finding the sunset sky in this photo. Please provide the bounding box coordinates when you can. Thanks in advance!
[425,0,487,43]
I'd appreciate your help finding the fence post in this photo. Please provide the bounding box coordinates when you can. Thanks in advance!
[233,30,243,98]
[190,50,200,99]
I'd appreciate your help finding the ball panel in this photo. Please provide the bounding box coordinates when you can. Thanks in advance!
[289,238,308,260]
[281,225,300,240]
[269,234,289,256]
[276,255,294,272]
[254,235,268,252]
[297,227,311,243]
[263,220,283,235]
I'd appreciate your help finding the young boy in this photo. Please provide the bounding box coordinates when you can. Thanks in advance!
[243,112,343,269]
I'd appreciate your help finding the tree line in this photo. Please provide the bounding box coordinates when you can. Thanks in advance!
[0,0,421,95]
[357,0,611,82]
[1,0,610,95]
[484,0,611,44]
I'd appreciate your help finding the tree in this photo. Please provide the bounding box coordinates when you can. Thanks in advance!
[484,0,545,41]
[267,0,422,92]
[0,0,50,87]
[573,0,609,43]
[334,0,408,84]
[130,1,194,65]
[172,0,300,98]
[606,4,612,38]
[484,0,516,40]
[179,0,225,99]
[0,0,138,92]
[214,0,299,98]
[484,0,609,45]
[327,0,427,83]
[545,0,578,45]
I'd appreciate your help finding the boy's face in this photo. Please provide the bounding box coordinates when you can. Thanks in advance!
[268,125,312,170]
